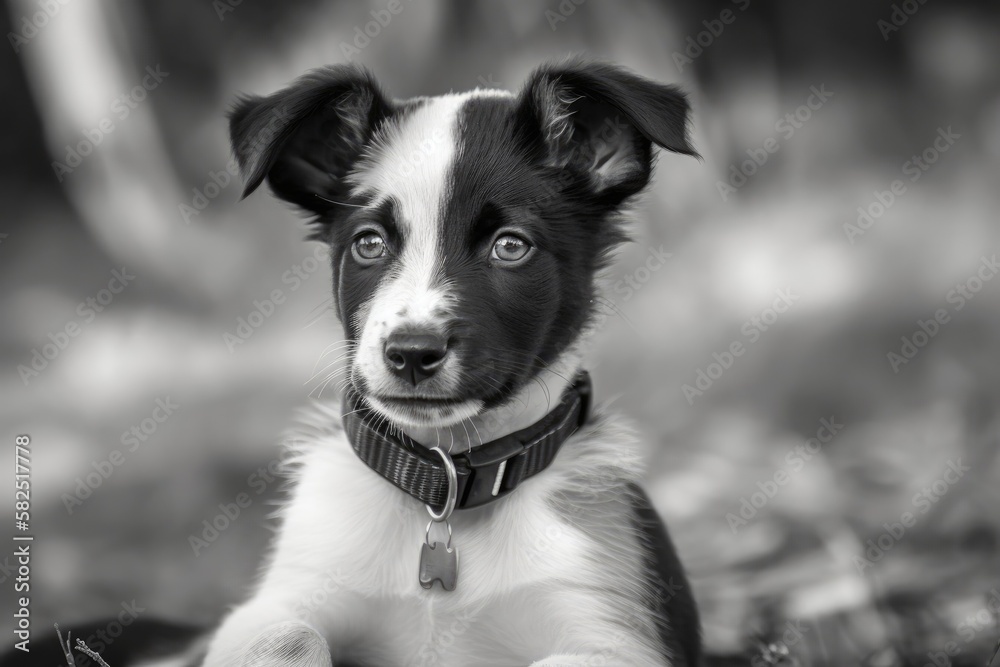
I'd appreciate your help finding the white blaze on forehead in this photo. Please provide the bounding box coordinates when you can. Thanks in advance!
[350,91,517,400]
[349,94,472,323]
[347,90,516,413]
[349,95,468,398]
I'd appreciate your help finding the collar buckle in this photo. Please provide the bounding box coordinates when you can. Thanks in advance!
[457,435,524,509]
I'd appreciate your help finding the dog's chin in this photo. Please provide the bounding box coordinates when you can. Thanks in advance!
[364,395,485,429]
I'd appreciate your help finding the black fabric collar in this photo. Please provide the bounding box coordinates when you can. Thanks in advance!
[343,372,592,511]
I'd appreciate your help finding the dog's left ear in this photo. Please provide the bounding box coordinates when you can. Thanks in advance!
[517,60,697,203]
[228,65,392,220]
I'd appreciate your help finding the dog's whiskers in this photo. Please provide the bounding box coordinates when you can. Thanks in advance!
[315,340,358,360]
[305,356,354,384]
[468,418,484,449]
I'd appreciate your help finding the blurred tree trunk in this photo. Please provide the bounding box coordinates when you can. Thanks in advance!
[10,0,243,302]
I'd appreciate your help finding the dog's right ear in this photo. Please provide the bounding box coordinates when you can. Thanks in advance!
[516,59,697,206]
[229,65,392,220]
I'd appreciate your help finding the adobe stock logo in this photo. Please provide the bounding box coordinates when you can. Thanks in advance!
[7,0,71,53]
[50,65,170,182]
[294,568,349,623]
[188,458,283,556]
[223,245,331,352]
[546,0,588,31]
[854,458,970,572]
[51,600,147,667]
[726,417,844,534]
[587,243,672,336]
[213,0,243,20]
[717,85,833,201]
[606,245,672,306]
[682,288,799,405]
[62,397,180,515]
[178,157,240,224]
[844,126,960,244]
[188,106,289,225]
[672,0,752,73]
[339,0,414,60]
[16,267,135,385]
[887,255,999,373]
[877,0,930,41]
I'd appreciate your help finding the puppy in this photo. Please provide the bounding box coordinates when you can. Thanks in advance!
[203,59,700,667]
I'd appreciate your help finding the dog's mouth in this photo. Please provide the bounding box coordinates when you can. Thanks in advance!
[373,394,467,406]
[347,359,525,430]
[364,393,484,429]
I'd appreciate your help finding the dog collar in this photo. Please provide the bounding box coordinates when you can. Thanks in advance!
[343,372,592,512]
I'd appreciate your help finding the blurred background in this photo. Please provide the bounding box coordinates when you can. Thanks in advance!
[2,0,999,664]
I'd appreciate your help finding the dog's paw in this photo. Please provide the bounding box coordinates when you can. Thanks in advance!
[241,620,332,667]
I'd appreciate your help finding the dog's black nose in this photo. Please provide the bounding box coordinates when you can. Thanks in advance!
[384,332,449,385]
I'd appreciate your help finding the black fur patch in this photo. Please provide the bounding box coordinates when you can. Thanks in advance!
[433,92,628,406]
[629,483,703,666]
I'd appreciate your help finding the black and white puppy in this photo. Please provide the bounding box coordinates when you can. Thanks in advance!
[204,60,701,667]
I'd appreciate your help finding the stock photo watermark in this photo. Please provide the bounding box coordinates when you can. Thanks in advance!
[854,458,969,572]
[340,0,415,59]
[845,126,960,244]
[16,266,135,385]
[546,0,587,31]
[682,287,799,405]
[920,586,1000,666]
[7,0,71,53]
[410,609,479,667]
[51,65,170,182]
[587,242,673,336]
[61,397,180,514]
[717,84,834,201]
[293,568,349,622]
[51,601,147,666]
[476,73,502,89]
[878,0,930,41]
[188,457,284,556]
[611,246,672,301]
[672,0,752,72]
[179,157,240,224]
[213,0,243,21]
[184,107,289,224]
[887,254,998,373]
[400,126,448,177]
[223,245,330,352]
[726,417,844,533]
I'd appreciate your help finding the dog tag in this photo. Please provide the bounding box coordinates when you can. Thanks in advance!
[419,521,459,591]
[419,541,458,591]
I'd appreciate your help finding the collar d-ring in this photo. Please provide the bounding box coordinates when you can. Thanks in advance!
[426,446,457,522]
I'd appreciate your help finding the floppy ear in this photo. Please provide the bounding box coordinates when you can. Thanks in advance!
[517,59,696,203]
[229,65,392,222]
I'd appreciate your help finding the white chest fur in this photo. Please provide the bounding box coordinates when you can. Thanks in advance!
[207,403,672,666]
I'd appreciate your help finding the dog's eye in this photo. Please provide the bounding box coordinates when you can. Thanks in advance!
[352,233,386,263]
[491,234,531,263]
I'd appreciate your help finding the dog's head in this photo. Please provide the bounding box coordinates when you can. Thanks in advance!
[230,60,694,429]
